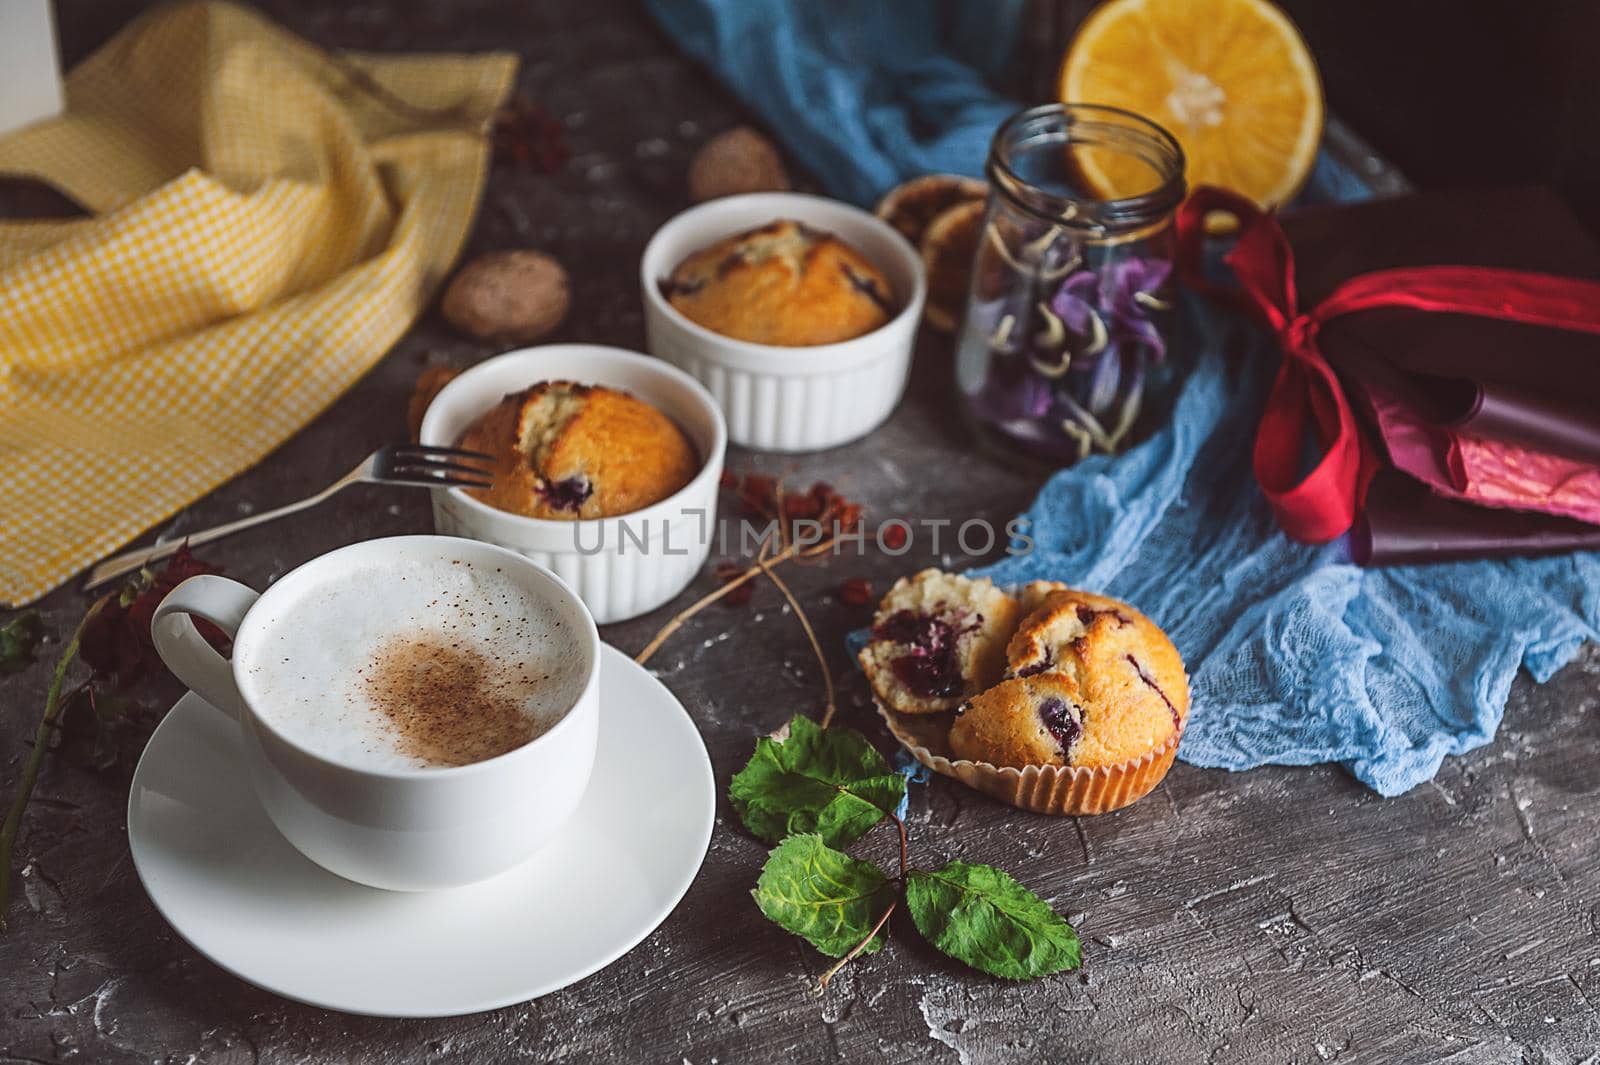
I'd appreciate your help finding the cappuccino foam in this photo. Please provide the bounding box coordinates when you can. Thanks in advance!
[239,558,586,770]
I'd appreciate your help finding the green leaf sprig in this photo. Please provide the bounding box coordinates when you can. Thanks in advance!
[732,715,1081,989]
[0,611,43,675]
[730,714,906,848]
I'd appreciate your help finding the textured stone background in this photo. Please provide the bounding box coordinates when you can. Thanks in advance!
[1,2,1598,1062]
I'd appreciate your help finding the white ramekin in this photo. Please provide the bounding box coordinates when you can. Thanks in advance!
[640,192,927,452]
[418,345,727,626]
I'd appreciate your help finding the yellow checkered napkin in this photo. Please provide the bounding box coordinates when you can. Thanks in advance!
[0,0,517,604]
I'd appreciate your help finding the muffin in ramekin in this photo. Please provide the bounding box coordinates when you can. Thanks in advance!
[867,573,1189,816]
[456,381,699,521]
[663,219,894,347]
[641,192,926,452]
[418,345,726,625]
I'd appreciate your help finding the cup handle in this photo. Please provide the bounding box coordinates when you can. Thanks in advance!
[150,574,260,720]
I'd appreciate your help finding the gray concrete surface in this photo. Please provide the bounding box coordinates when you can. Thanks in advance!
[1,2,1597,1062]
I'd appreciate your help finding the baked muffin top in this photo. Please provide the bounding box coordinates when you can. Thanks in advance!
[664,219,894,346]
[954,585,1188,769]
[456,381,698,521]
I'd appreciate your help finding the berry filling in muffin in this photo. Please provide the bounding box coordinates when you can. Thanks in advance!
[1038,696,1083,755]
[858,568,1021,714]
[1014,650,1055,678]
[1125,653,1182,729]
[840,262,894,315]
[537,474,593,514]
[871,608,982,699]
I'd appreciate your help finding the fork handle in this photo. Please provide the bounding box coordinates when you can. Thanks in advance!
[83,488,337,592]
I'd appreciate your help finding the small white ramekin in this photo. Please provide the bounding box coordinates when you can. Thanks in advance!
[418,345,727,625]
[641,192,927,452]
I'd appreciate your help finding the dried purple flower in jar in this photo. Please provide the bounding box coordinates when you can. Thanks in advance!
[964,250,1174,462]
[1050,256,1172,363]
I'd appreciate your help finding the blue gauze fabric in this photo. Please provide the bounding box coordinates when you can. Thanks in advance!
[649,0,1600,794]
[978,302,1600,796]
[893,751,933,820]
[645,0,1024,206]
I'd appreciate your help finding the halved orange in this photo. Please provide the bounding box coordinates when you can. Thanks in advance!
[1058,0,1323,209]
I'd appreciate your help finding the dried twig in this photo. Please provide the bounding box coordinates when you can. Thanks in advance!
[772,476,791,556]
[636,473,865,732]
[633,562,770,666]
[0,595,109,931]
[756,550,837,729]
[815,900,897,993]
[633,533,845,667]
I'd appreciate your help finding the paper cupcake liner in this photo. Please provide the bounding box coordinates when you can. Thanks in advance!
[875,700,1182,816]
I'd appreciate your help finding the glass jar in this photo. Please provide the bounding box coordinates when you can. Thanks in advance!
[956,104,1187,466]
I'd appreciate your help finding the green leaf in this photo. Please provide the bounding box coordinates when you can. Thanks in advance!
[729,715,906,848]
[754,834,896,957]
[0,611,43,675]
[906,862,1081,980]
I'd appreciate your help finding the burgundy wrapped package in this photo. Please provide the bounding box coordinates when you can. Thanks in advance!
[1353,471,1600,566]
[1279,186,1600,562]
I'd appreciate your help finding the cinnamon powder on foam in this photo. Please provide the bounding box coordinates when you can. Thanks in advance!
[361,633,555,767]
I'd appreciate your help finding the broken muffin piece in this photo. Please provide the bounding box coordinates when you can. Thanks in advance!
[948,673,1087,768]
[858,568,1021,714]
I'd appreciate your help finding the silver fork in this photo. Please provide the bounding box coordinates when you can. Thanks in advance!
[84,444,495,591]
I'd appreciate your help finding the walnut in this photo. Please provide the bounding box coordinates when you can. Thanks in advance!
[687,127,790,203]
[440,250,569,343]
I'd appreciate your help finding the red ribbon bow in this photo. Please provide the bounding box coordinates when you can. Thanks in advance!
[1175,184,1600,543]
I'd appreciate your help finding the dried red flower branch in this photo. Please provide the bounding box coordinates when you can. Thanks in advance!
[79,546,225,690]
[0,545,223,932]
[493,97,569,172]
[838,578,873,607]
[735,473,778,519]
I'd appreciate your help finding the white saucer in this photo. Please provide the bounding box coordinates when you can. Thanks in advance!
[127,644,715,1017]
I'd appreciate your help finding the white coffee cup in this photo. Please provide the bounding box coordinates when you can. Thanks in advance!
[150,535,601,891]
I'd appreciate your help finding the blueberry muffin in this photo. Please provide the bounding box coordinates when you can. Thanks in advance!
[858,569,1021,714]
[663,220,894,346]
[949,587,1189,769]
[457,381,698,521]
[945,674,1086,769]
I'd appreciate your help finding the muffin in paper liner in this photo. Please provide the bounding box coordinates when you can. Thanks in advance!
[874,700,1182,816]
[861,577,1188,816]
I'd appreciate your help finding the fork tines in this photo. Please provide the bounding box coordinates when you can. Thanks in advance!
[379,443,495,489]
